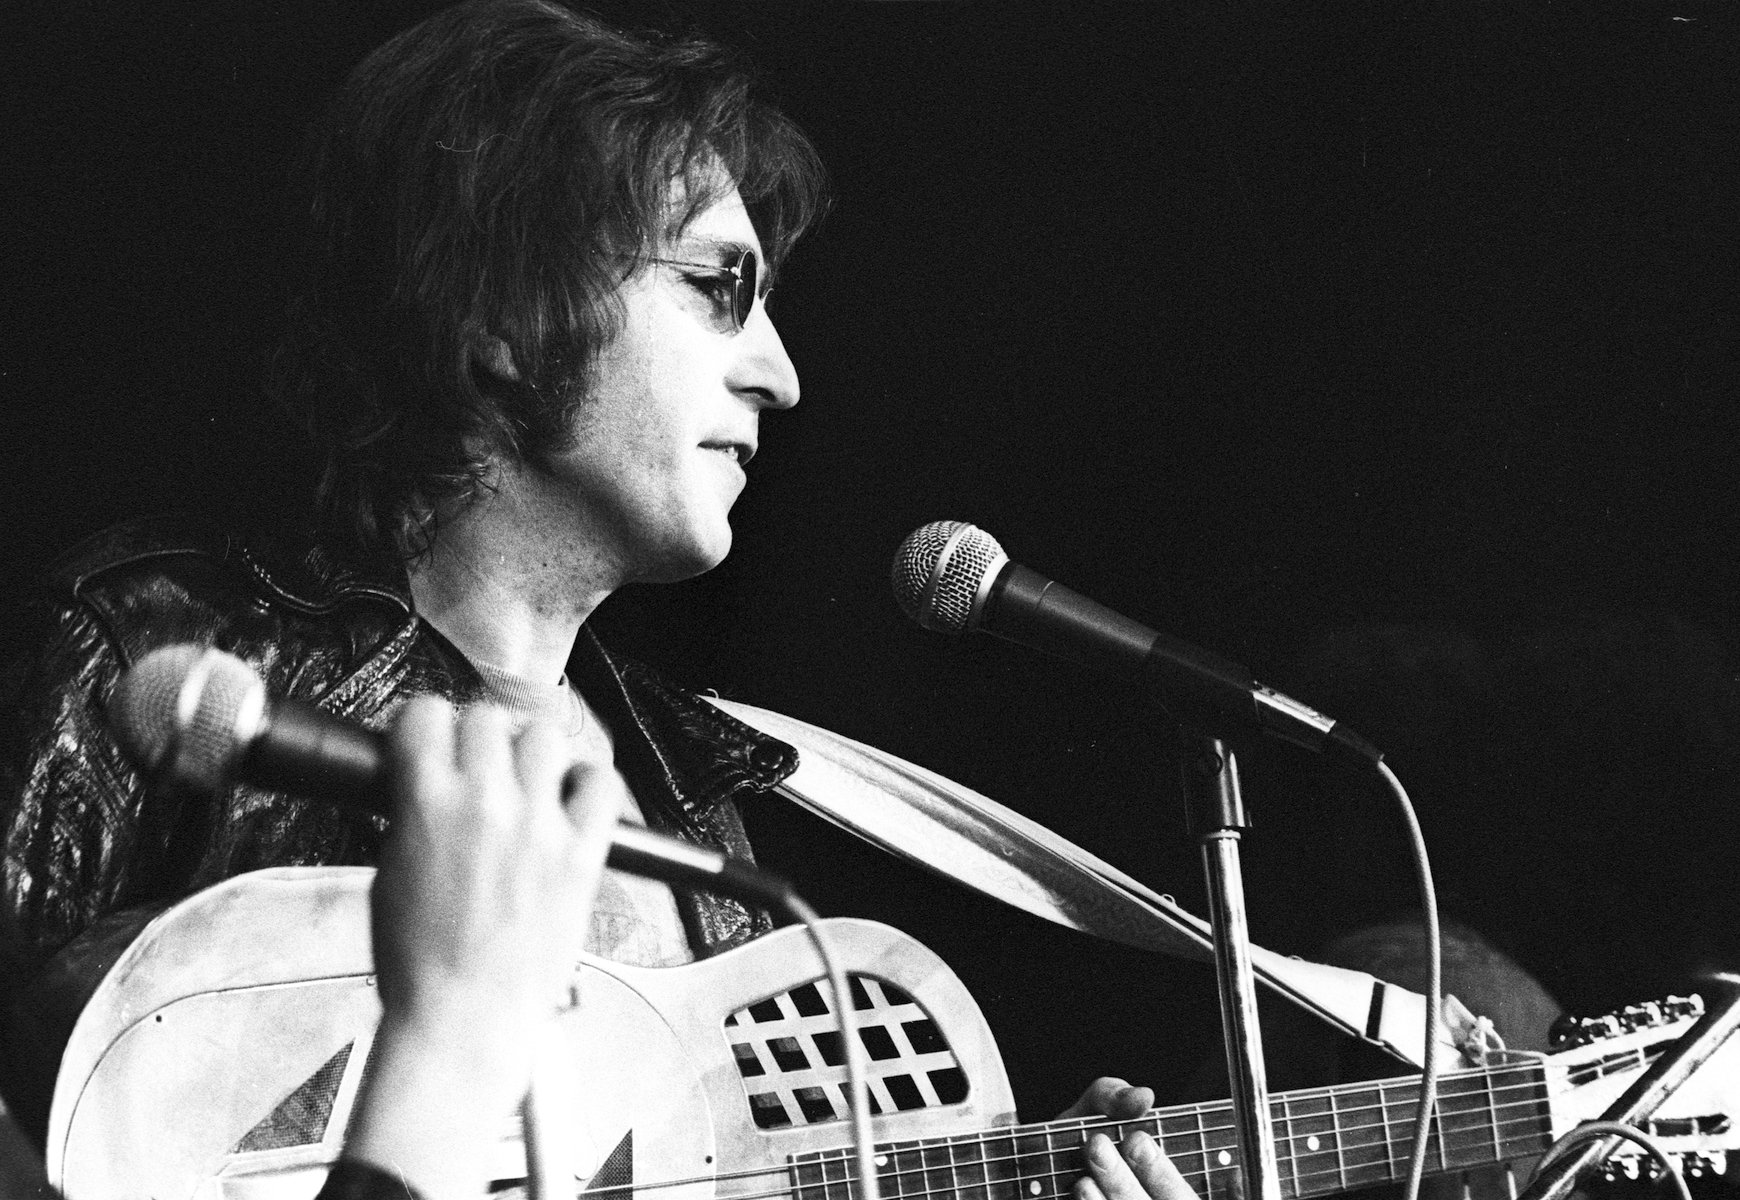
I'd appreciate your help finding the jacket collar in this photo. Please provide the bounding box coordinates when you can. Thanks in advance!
[568,627,797,825]
[239,523,799,821]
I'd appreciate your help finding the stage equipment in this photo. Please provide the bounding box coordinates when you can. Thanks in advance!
[891,521,1380,765]
[891,521,1423,1200]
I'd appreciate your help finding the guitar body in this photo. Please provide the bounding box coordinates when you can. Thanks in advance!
[46,866,1740,1200]
[47,868,1016,1200]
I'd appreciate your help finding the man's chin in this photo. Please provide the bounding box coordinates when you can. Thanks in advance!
[634,530,733,585]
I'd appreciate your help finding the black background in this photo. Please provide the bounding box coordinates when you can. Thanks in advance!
[6,0,1740,1118]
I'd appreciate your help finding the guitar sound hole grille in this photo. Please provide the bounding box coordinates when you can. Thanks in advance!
[726,973,965,1130]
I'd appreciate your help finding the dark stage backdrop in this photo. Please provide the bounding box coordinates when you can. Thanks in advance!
[7,0,1740,1116]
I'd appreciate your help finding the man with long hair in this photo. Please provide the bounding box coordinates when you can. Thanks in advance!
[1,5,1190,1199]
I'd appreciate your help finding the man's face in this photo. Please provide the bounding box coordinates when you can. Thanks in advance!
[533,185,800,586]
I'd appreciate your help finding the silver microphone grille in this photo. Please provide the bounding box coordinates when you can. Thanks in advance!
[111,645,265,792]
[891,521,1007,634]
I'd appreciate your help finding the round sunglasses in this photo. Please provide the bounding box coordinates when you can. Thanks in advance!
[644,247,762,334]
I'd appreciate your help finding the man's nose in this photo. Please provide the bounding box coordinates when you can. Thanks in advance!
[728,303,800,410]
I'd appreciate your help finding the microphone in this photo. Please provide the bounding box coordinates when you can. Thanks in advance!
[109,644,794,905]
[892,521,1381,765]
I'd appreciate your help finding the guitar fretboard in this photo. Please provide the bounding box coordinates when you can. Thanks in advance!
[790,1062,1555,1200]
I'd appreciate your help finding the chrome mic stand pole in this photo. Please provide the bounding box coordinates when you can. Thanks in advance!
[1181,731,1281,1200]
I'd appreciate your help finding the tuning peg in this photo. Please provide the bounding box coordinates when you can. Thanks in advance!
[1549,1012,1620,1049]
[1547,993,1704,1048]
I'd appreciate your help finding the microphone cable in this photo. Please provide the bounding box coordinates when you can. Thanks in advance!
[1376,761,1440,1200]
[895,521,1444,1200]
[782,893,881,1200]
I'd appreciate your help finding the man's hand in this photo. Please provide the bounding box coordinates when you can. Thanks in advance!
[370,697,613,1049]
[1059,1078,1198,1200]
[343,697,618,1200]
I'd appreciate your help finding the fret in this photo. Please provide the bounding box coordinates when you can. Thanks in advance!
[944,1132,963,1200]
[889,1141,926,1200]
[1143,1113,1171,1178]
[1327,1088,1349,1195]
[947,1128,990,1200]
[1431,1085,1448,1173]
[922,1134,957,1200]
[1330,1082,1391,1191]
[1006,1124,1046,1200]
[1484,1064,1504,1169]
[1152,1105,1204,1197]
[1380,1080,1412,1182]
[1045,1124,1071,1200]
[816,1146,851,1200]
[1196,1102,1240,1199]
[976,1129,1022,1200]
[1491,1065,1553,1162]
[841,1147,862,1200]
[791,1148,831,1200]
[1152,1108,1198,1156]
[789,1060,1559,1200]
[869,1147,893,1200]
[1434,1073,1502,1173]
[1275,1093,1297,1200]
[1398,1079,1429,1180]
[1276,1088,1337,1199]
[1193,1105,1214,1197]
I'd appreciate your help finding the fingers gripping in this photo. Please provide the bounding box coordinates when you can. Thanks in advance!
[388,695,460,815]
[1059,1078,1153,1121]
[1065,1079,1196,1200]
[1078,1131,1196,1200]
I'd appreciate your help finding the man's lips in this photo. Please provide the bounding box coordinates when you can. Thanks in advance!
[701,440,755,465]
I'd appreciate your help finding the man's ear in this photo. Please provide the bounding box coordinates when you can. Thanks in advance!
[470,332,522,383]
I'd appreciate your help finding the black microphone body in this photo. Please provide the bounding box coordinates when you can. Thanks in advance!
[242,701,385,811]
[112,646,794,906]
[895,522,1381,765]
[987,562,1264,731]
[249,700,792,905]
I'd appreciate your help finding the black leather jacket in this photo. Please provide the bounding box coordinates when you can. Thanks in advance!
[0,515,797,1137]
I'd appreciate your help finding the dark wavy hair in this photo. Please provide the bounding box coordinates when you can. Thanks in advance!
[269,0,827,565]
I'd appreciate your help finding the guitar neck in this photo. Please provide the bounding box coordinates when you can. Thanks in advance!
[792,1060,1556,1200]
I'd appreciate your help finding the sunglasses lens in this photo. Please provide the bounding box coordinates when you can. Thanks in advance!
[736,250,758,330]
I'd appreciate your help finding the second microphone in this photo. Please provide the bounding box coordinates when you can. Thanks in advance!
[892,520,1381,765]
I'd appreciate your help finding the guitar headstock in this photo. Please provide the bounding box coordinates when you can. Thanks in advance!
[1550,995,1705,1051]
[1547,994,1736,1186]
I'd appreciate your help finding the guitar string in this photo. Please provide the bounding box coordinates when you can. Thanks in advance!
[809,1097,1553,1195]
[582,1106,1551,1200]
[800,1065,1600,1163]
[799,1099,1549,1200]
[551,1053,1653,1200]
[815,1115,1550,1200]
[564,1073,1623,1200]
[563,1091,1558,1200]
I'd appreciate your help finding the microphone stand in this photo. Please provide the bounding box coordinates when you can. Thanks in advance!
[1181,730,1281,1200]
